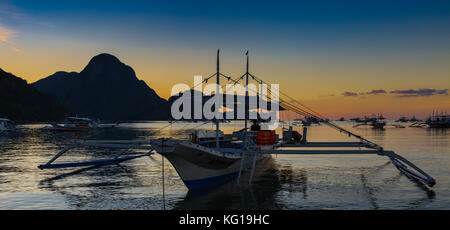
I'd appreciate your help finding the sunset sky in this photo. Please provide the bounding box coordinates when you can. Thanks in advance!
[0,0,449,119]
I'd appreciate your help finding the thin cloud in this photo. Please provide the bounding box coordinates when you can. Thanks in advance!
[0,25,13,43]
[0,2,25,21]
[340,88,447,98]
[10,46,22,53]
[318,93,335,97]
[341,89,387,97]
[390,88,448,97]
[0,2,50,27]
[0,2,49,54]
[361,89,387,95]
[342,92,358,97]
[0,24,22,53]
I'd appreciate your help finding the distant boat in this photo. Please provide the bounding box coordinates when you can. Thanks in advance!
[302,116,324,126]
[0,118,16,135]
[396,117,409,122]
[368,117,386,129]
[290,116,323,127]
[350,117,361,122]
[396,116,420,123]
[338,117,346,121]
[409,116,421,122]
[50,116,100,132]
[354,115,386,129]
[410,111,450,128]
[426,114,450,128]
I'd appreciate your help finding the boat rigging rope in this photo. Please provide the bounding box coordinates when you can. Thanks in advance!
[155,68,387,150]
[225,72,381,148]
[149,72,230,133]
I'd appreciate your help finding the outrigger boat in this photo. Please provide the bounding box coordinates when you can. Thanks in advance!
[353,115,386,129]
[396,117,409,123]
[350,117,362,123]
[302,116,323,126]
[410,116,421,122]
[396,116,420,123]
[354,115,405,129]
[426,111,450,128]
[38,50,436,191]
[410,111,449,128]
[0,118,16,135]
[50,116,99,132]
[49,116,117,132]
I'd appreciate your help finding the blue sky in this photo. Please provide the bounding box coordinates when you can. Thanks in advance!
[3,0,450,53]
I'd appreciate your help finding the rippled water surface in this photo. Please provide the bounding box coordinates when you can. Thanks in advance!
[0,121,448,209]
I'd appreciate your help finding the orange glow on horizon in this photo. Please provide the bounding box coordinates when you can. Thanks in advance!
[0,49,448,120]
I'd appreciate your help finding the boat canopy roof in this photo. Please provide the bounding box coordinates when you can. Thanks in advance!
[67,117,92,121]
[0,118,11,122]
[195,130,224,138]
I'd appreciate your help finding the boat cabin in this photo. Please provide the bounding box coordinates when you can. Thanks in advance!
[66,117,93,127]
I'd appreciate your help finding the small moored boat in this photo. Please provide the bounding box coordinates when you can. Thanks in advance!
[0,118,16,135]
[426,114,450,128]
[50,116,99,132]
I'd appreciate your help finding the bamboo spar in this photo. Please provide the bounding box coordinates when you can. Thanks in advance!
[38,141,155,170]
[216,49,220,149]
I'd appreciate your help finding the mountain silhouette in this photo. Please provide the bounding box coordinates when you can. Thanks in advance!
[31,53,281,121]
[33,54,168,120]
[0,68,68,121]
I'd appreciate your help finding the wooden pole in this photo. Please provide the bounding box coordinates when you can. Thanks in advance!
[216,49,220,149]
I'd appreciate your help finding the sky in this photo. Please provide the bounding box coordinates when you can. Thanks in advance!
[0,0,449,119]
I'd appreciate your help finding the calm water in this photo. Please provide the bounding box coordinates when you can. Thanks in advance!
[0,121,448,210]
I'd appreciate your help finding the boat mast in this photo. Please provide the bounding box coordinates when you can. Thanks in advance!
[245,51,249,133]
[244,51,250,147]
[216,49,220,149]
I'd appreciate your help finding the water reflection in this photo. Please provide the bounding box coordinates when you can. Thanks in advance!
[425,128,448,137]
[359,162,435,210]
[173,157,308,210]
[0,122,447,209]
[38,163,164,209]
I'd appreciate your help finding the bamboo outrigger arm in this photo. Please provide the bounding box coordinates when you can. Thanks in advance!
[256,146,436,187]
[322,122,435,187]
[38,140,155,170]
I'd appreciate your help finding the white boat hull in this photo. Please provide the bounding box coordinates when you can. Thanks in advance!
[159,141,269,190]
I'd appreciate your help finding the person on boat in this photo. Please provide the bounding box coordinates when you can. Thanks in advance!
[250,119,261,131]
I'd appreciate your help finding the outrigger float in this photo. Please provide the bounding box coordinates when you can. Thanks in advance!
[38,50,436,190]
